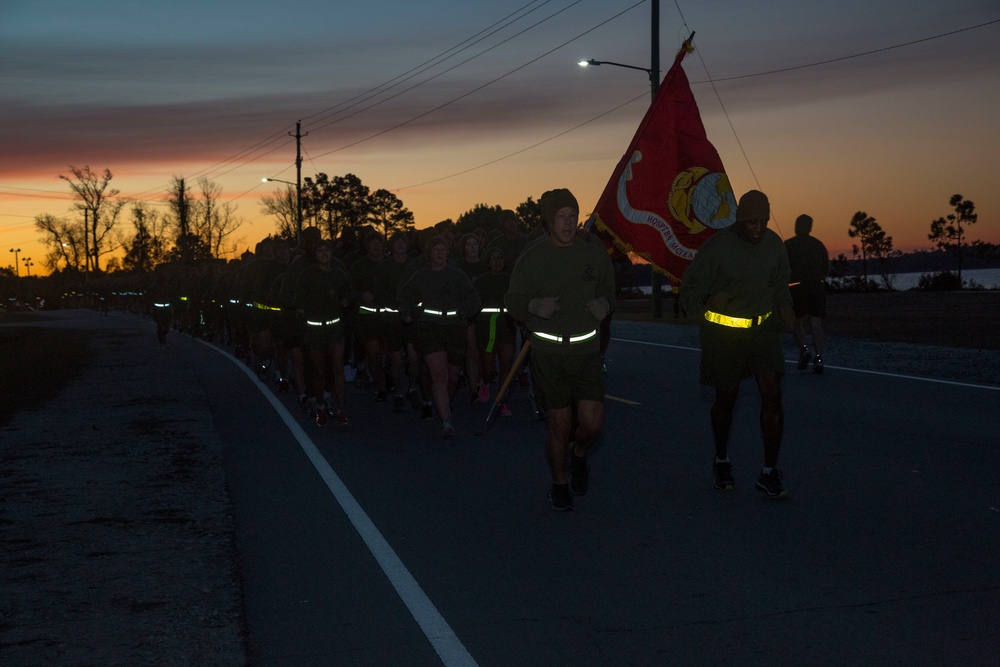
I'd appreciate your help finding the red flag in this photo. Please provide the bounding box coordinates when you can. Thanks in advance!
[587,39,736,285]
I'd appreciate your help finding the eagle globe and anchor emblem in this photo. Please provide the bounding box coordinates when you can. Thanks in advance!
[613,150,737,263]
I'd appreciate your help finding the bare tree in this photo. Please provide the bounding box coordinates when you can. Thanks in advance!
[929,194,978,284]
[34,213,84,272]
[260,186,298,241]
[193,177,243,257]
[59,165,126,272]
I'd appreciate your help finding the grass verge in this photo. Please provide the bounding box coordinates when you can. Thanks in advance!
[0,322,94,426]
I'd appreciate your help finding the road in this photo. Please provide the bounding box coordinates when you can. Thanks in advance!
[185,323,999,666]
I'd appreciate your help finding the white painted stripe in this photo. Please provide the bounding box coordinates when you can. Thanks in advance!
[611,336,1000,392]
[197,340,479,667]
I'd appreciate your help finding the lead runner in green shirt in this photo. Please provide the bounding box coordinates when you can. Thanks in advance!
[506,188,615,511]
[680,189,794,499]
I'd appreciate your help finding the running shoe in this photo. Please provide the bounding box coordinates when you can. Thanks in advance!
[714,460,735,491]
[335,409,348,427]
[392,395,405,413]
[442,421,455,438]
[813,355,824,375]
[420,404,434,421]
[315,403,328,427]
[477,380,490,405]
[756,469,788,499]
[549,484,574,511]
[569,447,590,496]
[797,346,812,371]
[499,403,513,418]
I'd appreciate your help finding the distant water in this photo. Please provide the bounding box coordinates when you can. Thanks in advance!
[636,268,1000,294]
[876,268,1000,291]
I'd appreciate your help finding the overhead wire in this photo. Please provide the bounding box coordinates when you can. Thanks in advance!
[300,0,557,131]
[308,0,646,160]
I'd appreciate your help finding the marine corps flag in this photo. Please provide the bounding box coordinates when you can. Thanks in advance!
[587,36,736,285]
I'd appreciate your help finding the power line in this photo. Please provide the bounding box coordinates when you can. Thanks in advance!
[309,1,645,161]
[303,0,583,135]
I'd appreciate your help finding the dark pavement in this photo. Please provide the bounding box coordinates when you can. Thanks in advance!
[184,322,999,666]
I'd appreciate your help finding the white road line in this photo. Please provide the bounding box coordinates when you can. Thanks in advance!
[199,340,479,667]
[611,336,1000,392]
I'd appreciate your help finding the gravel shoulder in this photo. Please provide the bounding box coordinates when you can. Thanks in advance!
[0,311,246,665]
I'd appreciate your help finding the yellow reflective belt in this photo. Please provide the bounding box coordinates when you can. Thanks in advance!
[788,281,801,287]
[704,310,772,328]
[254,302,282,311]
[533,329,598,345]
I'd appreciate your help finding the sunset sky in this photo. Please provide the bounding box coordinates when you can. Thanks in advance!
[2,0,998,275]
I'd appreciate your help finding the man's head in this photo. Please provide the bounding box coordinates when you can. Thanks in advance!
[499,209,520,236]
[794,214,813,236]
[540,188,579,247]
[734,190,770,244]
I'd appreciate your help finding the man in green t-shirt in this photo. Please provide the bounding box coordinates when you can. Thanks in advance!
[680,190,794,499]
[506,189,615,511]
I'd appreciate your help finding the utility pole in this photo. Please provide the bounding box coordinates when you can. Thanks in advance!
[292,121,307,245]
[649,0,664,319]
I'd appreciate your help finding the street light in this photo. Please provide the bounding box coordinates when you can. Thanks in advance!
[262,177,302,244]
[9,248,20,277]
[23,257,33,277]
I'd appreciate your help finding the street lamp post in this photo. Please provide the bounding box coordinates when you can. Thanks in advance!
[579,0,664,317]
[23,257,33,277]
[9,248,20,277]
[262,177,302,244]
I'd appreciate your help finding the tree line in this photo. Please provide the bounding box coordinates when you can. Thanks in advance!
[835,193,988,290]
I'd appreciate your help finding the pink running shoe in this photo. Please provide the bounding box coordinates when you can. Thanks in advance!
[477,381,490,404]
[499,403,512,418]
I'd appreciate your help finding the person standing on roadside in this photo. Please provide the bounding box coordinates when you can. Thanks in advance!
[784,214,830,374]
[680,190,795,499]
[505,189,615,511]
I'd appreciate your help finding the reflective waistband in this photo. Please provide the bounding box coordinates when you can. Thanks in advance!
[381,307,398,313]
[480,307,506,313]
[358,305,380,314]
[153,302,171,308]
[533,329,598,345]
[423,307,459,318]
[704,310,772,329]
[305,317,341,327]
[254,302,282,312]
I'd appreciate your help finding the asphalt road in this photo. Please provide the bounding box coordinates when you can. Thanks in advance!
[186,325,999,666]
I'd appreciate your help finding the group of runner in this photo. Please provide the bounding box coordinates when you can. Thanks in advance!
[144,212,543,436]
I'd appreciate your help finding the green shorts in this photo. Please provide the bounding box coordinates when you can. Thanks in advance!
[698,321,784,389]
[790,281,827,318]
[353,311,383,343]
[412,322,466,366]
[530,351,604,410]
[302,319,345,349]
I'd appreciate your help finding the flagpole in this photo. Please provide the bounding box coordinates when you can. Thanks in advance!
[649,0,663,318]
